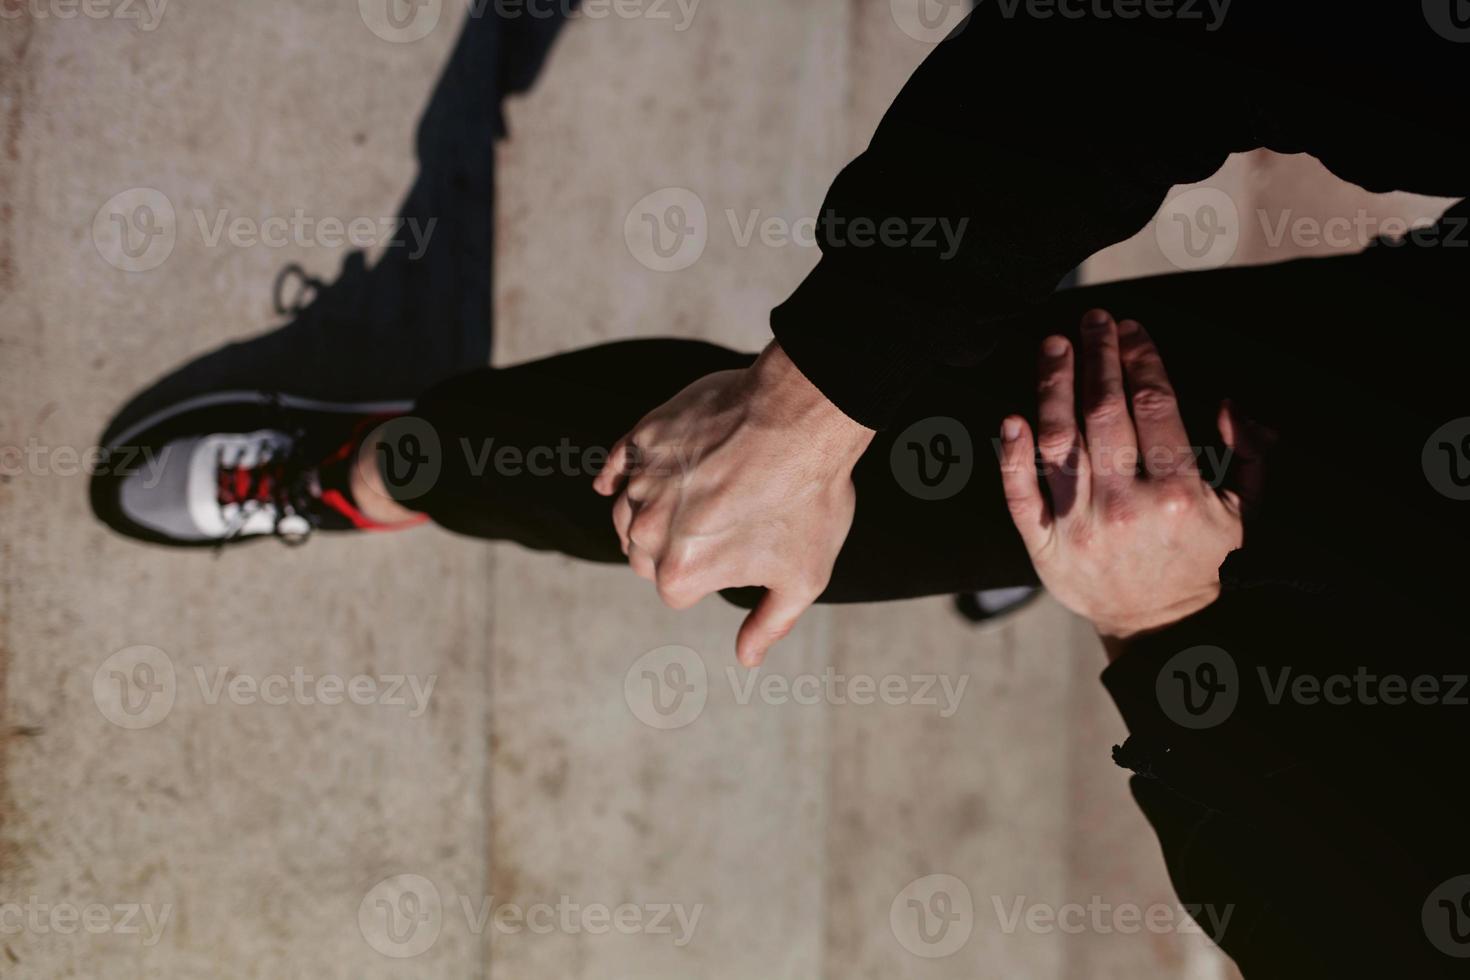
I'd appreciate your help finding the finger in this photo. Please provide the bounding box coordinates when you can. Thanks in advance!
[1078,309,1138,492]
[736,587,815,668]
[1118,319,1192,481]
[625,472,657,505]
[627,542,657,582]
[593,433,635,496]
[626,499,669,564]
[1217,399,1276,515]
[1035,334,1089,516]
[998,415,1052,556]
[611,492,635,555]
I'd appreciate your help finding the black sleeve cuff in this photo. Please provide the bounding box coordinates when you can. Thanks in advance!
[1098,582,1314,787]
[1100,598,1241,740]
[769,255,938,432]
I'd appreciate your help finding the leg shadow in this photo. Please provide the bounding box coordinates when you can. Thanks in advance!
[96,4,575,447]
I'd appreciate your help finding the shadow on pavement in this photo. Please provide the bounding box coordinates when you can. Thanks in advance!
[97,5,574,447]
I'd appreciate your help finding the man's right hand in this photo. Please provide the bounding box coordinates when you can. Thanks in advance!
[593,342,874,668]
[998,310,1271,653]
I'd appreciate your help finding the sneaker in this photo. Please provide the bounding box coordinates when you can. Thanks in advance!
[91,392,416,548]
[953,586,1042,625]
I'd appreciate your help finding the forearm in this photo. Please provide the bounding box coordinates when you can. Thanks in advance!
[774,10,1258,429]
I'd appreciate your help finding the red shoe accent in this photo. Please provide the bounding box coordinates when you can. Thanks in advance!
[315,413,431,532]
[319,488,428,533]
[320,413,398,467]
[218,457,286,506]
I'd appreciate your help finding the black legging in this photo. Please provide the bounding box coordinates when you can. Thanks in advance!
[397,231,1469,608]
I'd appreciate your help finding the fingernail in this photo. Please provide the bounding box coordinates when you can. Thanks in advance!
[1084,309,1111,330]
[1002,418,1022,442]
[1043,336,1069,357]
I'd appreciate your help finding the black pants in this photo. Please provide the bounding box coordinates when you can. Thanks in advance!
[396,229,1470,977]
[396,227,1468,610]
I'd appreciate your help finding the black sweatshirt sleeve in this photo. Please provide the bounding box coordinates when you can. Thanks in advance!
[769,11,1253,428]
[768,4,1464,429]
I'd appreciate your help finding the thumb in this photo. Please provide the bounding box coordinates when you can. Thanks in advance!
[998,415,1051,557]
[1217,399,1277,514]
[736,587,812,668]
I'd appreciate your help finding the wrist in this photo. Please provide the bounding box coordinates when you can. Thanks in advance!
[1092,584,1222,657]
[751,341,875,464]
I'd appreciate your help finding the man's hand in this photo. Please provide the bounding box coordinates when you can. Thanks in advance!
[593,342,875,667]
[999,309,1263,648]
